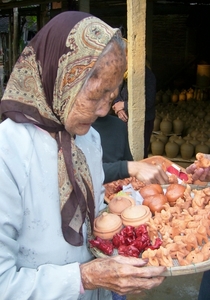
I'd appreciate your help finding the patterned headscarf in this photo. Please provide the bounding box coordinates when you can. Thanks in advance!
[0,11,120,246]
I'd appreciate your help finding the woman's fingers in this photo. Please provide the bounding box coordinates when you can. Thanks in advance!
[80,256,166,294]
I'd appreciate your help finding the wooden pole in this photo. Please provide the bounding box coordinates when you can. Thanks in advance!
[8,12,12,76]
[127,0,146,160]
[13,7,18,66]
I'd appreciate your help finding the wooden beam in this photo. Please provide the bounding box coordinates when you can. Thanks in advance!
[127,0,146,160]
[0,0,51,10]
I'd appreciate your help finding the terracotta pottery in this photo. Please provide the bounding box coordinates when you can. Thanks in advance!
[93,212,123,240]
[190,128,199,138]
[197,110,206,119]
[179,91,186,101]
[197,133,208,143]
[121,205,152,227]
[195,142,209,155]
[157,132,168,145]
[155,91,163,105]
[153,115,162,131]
[162,92,170,104]
[173,117,184,135]
[171,92,179,103]
[205,139,210,150]
[186,89,194,101]
[160,118,172,134]
[169,135,178,142]
[165,184,186,206]
[189,137,200,149]
[183,134,192,142]
[174,136,185,147]
[165,140,179,158]
[143,194,168,214]
[108,195,135,215]
[151,138,165,156]
[180,141,194,160]
[204,114,210,123]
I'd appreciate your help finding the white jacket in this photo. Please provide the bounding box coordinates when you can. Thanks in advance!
[0,118,110,300]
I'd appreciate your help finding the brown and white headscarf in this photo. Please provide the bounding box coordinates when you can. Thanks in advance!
[0,11,120,246]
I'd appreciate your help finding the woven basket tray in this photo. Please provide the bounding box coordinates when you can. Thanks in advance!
[89,240,210,277]
[93,180,210,276]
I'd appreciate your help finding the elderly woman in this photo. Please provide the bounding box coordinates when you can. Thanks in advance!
[0,11,166,299]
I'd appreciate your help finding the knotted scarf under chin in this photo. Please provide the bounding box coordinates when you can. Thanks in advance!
[58,131,95,246]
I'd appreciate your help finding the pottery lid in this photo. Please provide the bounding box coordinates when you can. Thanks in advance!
[94,212,122,232]
[108,195,135,215]
[121,205,151,220]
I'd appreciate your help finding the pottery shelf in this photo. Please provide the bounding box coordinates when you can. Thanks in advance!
[153,131,181,137]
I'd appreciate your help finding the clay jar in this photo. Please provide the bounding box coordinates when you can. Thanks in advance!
[93,212,123,240]
[108,195,135,215]
[195,142,209,155]
[190,137,200,148]
[171,92,179,103]
[174,136,185,147]
[153,115,162,131]
[162,92,170,104]
[160,117,172,135]
[157,132,168,145]
[151,138,165,156]
[173,117,184,135]
[180,141,194,160]
[121,205,152,227]
[186,89,194,101]
[165,140,179,158]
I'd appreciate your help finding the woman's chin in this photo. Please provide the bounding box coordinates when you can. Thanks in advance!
[74,125,91,136]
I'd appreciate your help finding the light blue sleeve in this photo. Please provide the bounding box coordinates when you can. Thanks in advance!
[0,157,81,300]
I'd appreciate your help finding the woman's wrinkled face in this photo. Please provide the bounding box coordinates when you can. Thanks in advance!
[65,41,126,136]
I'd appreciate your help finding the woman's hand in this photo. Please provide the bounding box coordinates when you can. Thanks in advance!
[117,109,128,122]
[127,161,169,185]
[186,153,210,182]
[80,255,166,295]
[112,101,125,114]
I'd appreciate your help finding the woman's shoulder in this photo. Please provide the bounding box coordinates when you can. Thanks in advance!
[0,119,55,157]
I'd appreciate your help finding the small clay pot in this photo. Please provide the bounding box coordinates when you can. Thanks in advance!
[121,205,152,227]
[93,212,123,240]
[108,195,135,215]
